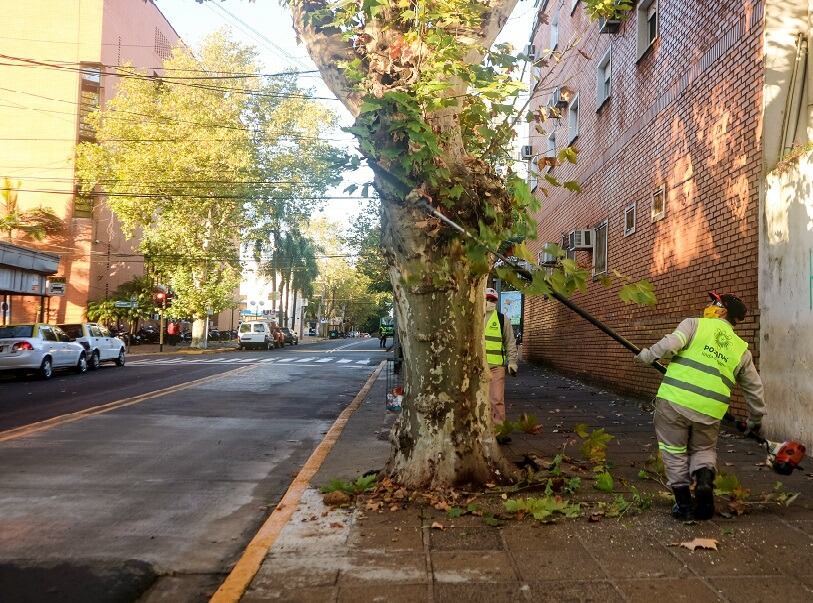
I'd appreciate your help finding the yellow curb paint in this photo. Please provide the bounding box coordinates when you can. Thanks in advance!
[0,364,255,443]
[210,360,386,603]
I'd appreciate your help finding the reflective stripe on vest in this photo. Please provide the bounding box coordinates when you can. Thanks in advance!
[485,310,505,367]
[656,318,748,420]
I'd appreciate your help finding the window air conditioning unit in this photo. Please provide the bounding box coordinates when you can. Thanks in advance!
[525,43,536,61]
[538,245,559,266]
[568,228,594,250]
[520,145,534,160]
[598,16,621,34]
[550,87,569,109]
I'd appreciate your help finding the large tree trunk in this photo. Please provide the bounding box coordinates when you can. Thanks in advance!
[191,316,207,349]
[292,289,299,334]
[381,195,513,488]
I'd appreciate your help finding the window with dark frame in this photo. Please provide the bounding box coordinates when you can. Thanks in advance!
[651,187,666,221]
[636,0,659,60]
[624,203,636,236]
[550,10,559,49]
[593,220,608,276]
[78,64,101,142]
[567,94,579,144]
[73,184,93,219]
[596,49,611,107]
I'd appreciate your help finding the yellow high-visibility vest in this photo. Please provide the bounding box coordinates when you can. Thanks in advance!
[657,318,748,419]
[485,310,506,367]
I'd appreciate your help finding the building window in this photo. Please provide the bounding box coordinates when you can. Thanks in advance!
[78,64,101,142]
[154,27,172,61]
[636,0,659,60]
[561,233,576,261]
[593,220,608,276]
[624,203,636,236]
[596,49,611,108]
[570,0,580,14]
[529,171,539,192]
[546,132,556,158]
[567,94,579,144]
[73,185,93,219]
[550,10,559,50]
[651,187,665,221]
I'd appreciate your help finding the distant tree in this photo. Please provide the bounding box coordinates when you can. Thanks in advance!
[77,31,344,347]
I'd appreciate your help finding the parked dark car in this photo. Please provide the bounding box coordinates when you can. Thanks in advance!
[308,327,317,337]
[329,330,339,339]
[281,328,298,345]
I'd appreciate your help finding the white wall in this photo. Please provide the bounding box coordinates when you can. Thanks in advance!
[759,0,813,444]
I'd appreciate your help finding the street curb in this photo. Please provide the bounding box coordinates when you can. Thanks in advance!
[0,364,255,443]
[209,360,387,603]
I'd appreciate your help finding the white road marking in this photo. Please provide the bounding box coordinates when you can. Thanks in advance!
[294,357,315,363]
[337,358,352,364]
[315,358,332,363]
[355,359,370,364]
[277,358,294,363]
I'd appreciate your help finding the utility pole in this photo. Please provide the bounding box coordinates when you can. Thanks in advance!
[158,295,166,352]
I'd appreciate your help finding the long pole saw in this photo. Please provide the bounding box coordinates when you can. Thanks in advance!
[415,200,667,375]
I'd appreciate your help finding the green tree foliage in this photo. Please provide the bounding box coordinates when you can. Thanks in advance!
[86,275,154,332]
[343,200,391,294]
[76,31,344,346]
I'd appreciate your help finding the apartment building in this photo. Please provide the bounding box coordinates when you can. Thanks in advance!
[523,0,813,442]
[0,0,180,323]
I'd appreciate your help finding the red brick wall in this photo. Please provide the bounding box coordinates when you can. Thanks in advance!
[523,0,764,416]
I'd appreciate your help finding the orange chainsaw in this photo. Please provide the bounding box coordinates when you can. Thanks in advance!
[737,422,806,475]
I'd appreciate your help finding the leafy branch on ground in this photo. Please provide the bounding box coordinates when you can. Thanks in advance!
[321,474,378,496]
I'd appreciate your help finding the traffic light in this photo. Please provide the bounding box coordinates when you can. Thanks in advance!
[153,291,167,308]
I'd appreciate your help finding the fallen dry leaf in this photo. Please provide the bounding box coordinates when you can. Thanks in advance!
[671,538,718,551]
[323,491,351,507]
[430,521,445,530]
[329,522,344,529]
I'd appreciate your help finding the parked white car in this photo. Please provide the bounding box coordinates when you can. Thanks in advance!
[238,321,274,350]
[0,323,88,379]
[57,323,126,370]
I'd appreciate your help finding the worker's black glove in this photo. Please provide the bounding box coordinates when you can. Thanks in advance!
[507,362,518,377]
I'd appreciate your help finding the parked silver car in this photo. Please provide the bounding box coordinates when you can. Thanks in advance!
[0,323,88,379]
[57,323,126,370]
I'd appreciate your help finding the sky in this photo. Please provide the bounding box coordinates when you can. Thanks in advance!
[155,0,534,229]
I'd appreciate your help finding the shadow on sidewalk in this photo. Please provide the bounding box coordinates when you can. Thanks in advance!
[241,363,813,603]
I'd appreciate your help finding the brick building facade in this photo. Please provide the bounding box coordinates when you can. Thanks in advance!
[0,0,180,323]
[523,0,767,417]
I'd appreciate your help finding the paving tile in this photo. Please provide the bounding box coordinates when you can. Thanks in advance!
[743,542,813,578]
[615,578,722,602]
[527,579,623,602]
[433,582,531,602]
[512,547,606,582]
[710,576,813,602]
[348,525,424,551]
[337,583,428,602]
[430,527,504,551]
[336,552,427,586]
[579,525,689,579]
[251,555,340,589]
[242,586,338,603]
[431,551,517,583]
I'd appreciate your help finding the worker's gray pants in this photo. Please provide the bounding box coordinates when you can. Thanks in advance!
[654,399,719,488]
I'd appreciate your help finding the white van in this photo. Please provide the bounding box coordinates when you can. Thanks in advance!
[238,321,274,350]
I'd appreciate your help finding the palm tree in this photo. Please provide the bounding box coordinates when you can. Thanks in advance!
[1,177,64,241]
[291,237,318,333]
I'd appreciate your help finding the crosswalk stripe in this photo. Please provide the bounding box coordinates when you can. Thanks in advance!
[315,358,332,363]
[337,358,352,364]
[355,359,370,364]
[277,358,293,362]
[295,357,315,363]
[259,358,275,363]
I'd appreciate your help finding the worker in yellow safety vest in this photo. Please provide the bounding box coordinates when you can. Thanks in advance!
[635,291,766,520]
[484,287,518,439]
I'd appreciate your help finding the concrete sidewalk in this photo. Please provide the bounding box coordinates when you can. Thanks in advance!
[240,363,813,602]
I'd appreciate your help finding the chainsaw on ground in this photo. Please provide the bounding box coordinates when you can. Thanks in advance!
[736,421,806,475]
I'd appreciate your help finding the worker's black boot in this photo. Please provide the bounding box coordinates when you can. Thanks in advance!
[693,468,716,520]
[671,486,693,520]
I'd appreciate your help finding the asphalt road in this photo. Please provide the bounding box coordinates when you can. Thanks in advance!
[0,337,387,602]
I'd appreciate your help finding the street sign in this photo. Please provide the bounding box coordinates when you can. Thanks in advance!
[114,300,136,308]
[47,277,66,296]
